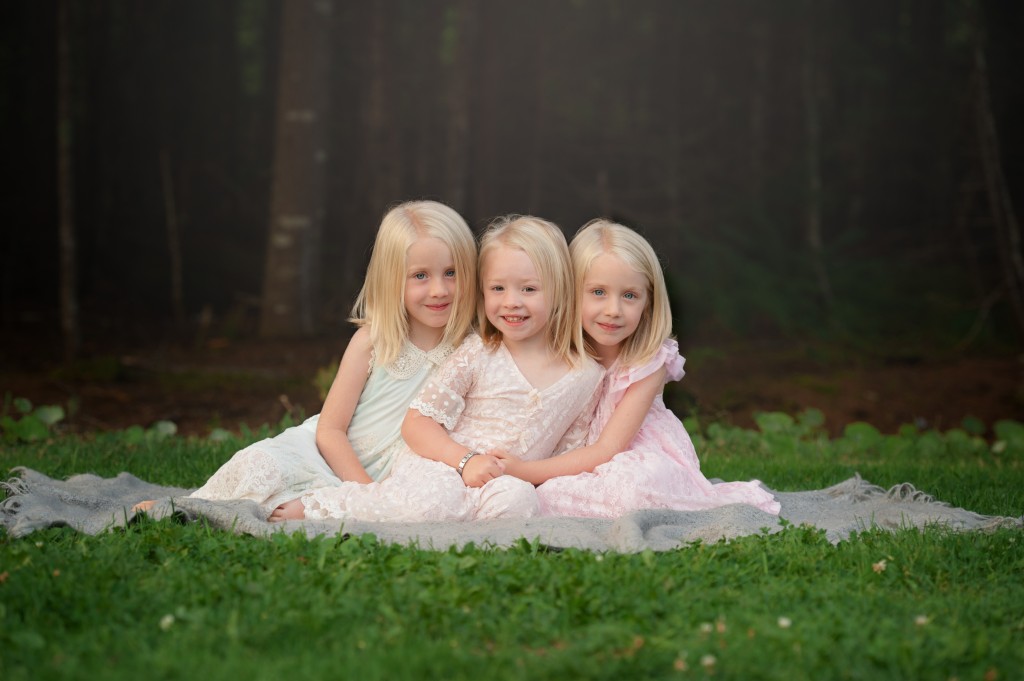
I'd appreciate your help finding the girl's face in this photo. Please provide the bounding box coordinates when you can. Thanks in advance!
[580,252,648,363]
[404,237,457,344]
[481,245,551,348]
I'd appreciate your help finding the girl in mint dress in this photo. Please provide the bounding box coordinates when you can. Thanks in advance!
[134,200,478,518]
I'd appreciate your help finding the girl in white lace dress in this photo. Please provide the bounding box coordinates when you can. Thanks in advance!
[279,215,604,522]
[503,220,781,517]
[134,200,477,517]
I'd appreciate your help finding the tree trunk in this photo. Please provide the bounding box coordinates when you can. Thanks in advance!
[259,0,333,338]
[526,14,550,215]
[748,18,769,215]
[336,1,394,311]
[973,43,1024,336]
[801,17,834,313]
[57,0,80,361]
[160,149,186,329]
[443,0,476,213]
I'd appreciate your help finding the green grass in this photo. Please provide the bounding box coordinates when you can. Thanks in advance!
[2,414,1023,680]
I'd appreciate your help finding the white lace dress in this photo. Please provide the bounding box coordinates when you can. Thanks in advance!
[300,333,605,522]
[188,340,454,515]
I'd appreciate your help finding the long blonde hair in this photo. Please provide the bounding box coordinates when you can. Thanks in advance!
[570,219,673,367]
[477,215,583,366]
[350,200,477,366]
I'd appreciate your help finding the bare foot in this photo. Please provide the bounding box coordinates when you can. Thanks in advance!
[132,500,157,513]
[269,498,305,522]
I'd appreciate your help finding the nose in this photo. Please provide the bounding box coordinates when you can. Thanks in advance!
[502,289,522,308]
[604,295,622,316]
[429,276,447,297]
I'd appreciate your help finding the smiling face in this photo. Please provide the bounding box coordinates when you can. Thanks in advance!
[481,245,551,350]
[403,236,457,347]
[579,252,649,365]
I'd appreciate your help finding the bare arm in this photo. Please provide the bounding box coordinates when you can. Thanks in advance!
[315,327,375,484]
[401,409,505,487]
[503,366,665,485]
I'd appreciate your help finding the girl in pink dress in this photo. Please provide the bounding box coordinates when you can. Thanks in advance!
[502,220,781,518]
[274,215,604,522]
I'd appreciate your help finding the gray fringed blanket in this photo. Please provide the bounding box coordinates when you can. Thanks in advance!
[2,467,1020,551]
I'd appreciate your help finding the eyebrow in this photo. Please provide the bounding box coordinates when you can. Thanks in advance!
[584,280,646,291]
[407,261,456,272]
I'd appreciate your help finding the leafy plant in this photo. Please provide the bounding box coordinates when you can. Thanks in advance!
[313,358,339,401]
[1,396,66,444]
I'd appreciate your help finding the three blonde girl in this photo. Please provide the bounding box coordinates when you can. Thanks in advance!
[279,215,604,522]
[139,207,776,524]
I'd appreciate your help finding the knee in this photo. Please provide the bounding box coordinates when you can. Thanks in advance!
[477,476,539,520]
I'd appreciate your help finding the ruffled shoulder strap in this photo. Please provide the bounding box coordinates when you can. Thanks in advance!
[605,339,686,405]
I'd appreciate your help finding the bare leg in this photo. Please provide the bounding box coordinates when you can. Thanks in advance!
[269,498,304,522]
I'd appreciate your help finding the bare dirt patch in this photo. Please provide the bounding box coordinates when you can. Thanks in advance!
[4,334,1022,438]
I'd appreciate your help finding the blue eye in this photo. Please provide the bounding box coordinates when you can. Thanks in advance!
[624,292,637,300]
[592,289,605,296]
[413,272,427,280]
[445,269,456,278]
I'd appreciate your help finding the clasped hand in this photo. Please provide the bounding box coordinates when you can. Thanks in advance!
[460,451,506,487]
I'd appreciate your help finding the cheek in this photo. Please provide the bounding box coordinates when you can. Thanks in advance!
[629,308,645,330]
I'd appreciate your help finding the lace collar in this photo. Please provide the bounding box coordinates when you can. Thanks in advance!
[380,340,454,379]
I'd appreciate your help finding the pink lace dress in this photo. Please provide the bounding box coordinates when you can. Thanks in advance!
[537,339,781,518]
[300,333,604,522]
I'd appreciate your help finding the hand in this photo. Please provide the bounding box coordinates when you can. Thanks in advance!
[132,500,157,513]
[461,453,505,488]
[492,452,523,478]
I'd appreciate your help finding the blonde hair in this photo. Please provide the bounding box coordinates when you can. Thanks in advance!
[477,215,583,366]
[350,200,477,366]
[570,219,673,367]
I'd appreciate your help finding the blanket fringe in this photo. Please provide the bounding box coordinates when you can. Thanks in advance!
[0,481,26,517]
[2,470,32,517]
[884,481,941,505]
[2,475,29,497]
[827,473,886,501]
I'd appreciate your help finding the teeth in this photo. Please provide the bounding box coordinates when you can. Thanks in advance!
[504,316,525,322]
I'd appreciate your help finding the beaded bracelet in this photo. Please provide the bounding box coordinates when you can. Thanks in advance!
[456,451,479,478]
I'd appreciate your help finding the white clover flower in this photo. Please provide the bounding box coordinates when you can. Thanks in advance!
[699,622,714,634]
[159,614,175,631]
[914,614,931,626]
[872,559,887,573]
[777,616,792,629]
[700,654,717,668]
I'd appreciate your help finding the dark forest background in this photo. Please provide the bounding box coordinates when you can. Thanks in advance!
[4,0,1024,366]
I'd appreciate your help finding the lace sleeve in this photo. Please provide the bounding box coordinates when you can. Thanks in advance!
[408,334,482,430]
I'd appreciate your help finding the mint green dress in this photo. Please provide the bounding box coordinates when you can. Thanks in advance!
[189,341,454,514]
